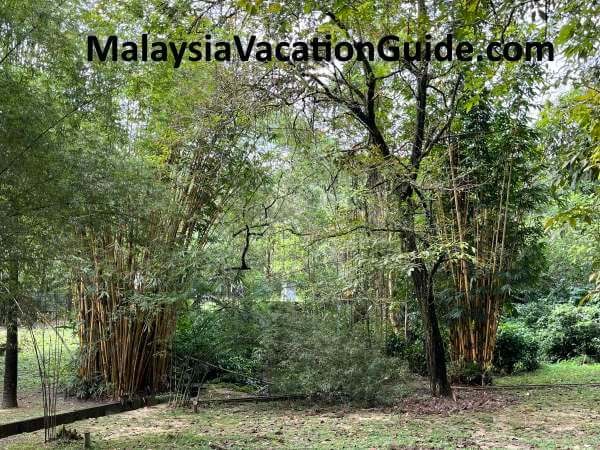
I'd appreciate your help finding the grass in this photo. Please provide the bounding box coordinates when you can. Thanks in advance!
[495,360,600,385]
[3,386,600,449]
[0,325,79,390]
[2,329,600,448]
[0,325,100,424]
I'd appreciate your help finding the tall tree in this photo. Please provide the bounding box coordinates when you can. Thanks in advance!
[0,0,84,406]
[225,0,556,395]
[0,0,146,403]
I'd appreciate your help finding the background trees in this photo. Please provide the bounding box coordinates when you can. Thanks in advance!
[216,0,556,395]
[0,0,113,407]
[1,0,598,406]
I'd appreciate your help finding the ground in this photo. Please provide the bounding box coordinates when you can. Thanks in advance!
[2,384,600,449]
[0,327,107,423]
[2,328,600,449]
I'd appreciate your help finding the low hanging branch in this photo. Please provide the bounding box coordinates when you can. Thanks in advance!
[228,223,269,271]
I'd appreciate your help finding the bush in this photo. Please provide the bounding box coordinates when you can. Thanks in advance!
[493,322,539,374]
[260,312,402,404]
[174,303,405,404]
[384,333,405,357]
[540,304,600,362]
[66,375,112,399]
[385,333,428,376]
[448,361,492,385]
[173,301,264,384]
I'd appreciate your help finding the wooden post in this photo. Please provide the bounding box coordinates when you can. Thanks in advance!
[84,431,91,448]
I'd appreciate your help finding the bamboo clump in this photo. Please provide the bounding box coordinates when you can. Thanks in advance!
[75,140,228,399]
[440,140,514,371]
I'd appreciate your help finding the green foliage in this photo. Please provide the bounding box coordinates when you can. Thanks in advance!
[554,1,600,61]
[65,372,112,400]
[385,333,428,377]
[384,333,405,357]
[173,301,264,384]
[448,361,491,385]
[513,298,553,330]
[2,0,599,407]
[260,310,402,404]
[539,85,600,306]
[540,304,600,362]
[493,322,539,374]
[541,219,598,303]
[174,302,405,404]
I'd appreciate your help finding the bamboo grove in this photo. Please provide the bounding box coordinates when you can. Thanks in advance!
[3,0,592,405]
[74,67,265,397]
[438,105,543,372]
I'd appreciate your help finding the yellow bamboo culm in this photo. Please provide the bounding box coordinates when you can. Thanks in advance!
[444,140,513,373]
[75,142,222,398]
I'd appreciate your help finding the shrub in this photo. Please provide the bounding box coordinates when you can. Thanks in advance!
[385,333,405,357]
[385,333,428,376]
[493,322,539,374]
[540,304,600,362]
[514,298,553,329]
[448,361,492,385]
[173,302,263,383]
[260,312,402,404]
[65,375,112,399]
[405,339,429,376]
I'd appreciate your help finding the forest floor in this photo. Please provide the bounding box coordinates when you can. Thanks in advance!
[1,358,600,449]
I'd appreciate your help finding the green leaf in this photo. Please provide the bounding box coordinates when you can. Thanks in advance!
[267,2,281,13]
[555,23,576,45]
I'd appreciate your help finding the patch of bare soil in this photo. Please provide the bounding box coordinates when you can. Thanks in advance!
[396,388,518,416]
[86,404,190,439]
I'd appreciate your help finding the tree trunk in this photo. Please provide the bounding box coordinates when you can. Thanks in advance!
[321,0,452,398]
[404,223,452,397]
[412,267,451,396]
[2,316,18,408]
[402,61,452,396]
[2,260,19,408]
[403,4,452,394]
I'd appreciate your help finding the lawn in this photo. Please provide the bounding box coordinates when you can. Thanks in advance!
[2,385,600,449]
[495,361,600,386]
[2,329,600,449]
[0,326,106,424]
[1,362,599,449]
